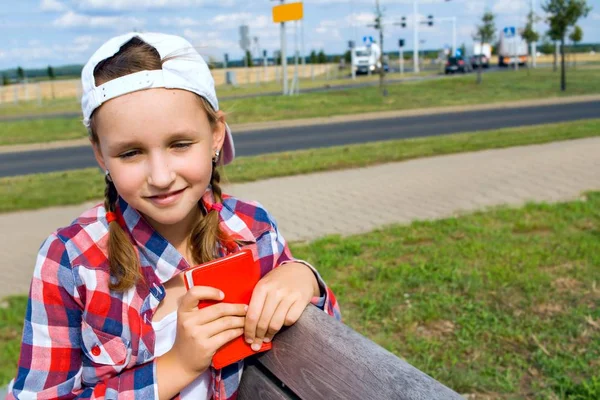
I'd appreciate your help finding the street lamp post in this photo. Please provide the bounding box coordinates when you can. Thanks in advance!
[531,0,537,68]
[413,0,419,73]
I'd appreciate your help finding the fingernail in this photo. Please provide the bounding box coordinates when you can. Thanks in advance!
[219,291,225,299]
[246,337,253,344]
[244,305,248,311]
[251,343,261,351]
[264,337,271,343]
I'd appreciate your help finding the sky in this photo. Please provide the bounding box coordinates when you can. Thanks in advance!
[1,0,599,70]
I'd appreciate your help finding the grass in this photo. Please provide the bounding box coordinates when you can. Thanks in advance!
[0,69,437,120]
[0,118,599,214]
[1,66,599,146]
[290,191,600,399]
[2,192,599,398]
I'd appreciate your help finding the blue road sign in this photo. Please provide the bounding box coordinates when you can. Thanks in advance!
[455,49,462,57]
[363,36,374,44]
[503,26,516,38]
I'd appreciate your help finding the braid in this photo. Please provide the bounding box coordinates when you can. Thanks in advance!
[190,163,228,264]
[104,175,142,291]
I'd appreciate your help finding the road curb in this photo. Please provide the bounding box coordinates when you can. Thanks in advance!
[1,94,599,155]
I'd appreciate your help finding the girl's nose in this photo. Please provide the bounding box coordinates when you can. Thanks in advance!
[147,155,176,188]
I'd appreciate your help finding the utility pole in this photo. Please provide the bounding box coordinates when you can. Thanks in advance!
[531,0,537,68]
[278,0,288,95]
[413,0,419,73]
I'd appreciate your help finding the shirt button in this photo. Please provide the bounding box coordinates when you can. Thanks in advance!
[91,345,101,356]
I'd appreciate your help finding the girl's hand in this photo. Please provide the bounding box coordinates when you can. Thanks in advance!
[169,286,248,375]
[244,262,319,351]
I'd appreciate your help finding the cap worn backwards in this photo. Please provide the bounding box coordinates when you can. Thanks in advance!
[81,32,235,166]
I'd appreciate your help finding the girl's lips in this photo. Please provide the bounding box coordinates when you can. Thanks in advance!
[146,188,186,206]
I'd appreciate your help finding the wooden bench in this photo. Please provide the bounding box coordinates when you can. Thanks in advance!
[238,305,463,399]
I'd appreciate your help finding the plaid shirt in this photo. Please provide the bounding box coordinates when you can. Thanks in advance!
[8,191,341,399]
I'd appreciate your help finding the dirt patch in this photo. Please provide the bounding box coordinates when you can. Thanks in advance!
[552,277,582,292]
[512,225,553,235]
[532,303,563,316]
[402,237,434,246]
[414,320,456,339]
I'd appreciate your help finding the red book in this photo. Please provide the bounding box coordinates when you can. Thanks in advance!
[183,248,272,369]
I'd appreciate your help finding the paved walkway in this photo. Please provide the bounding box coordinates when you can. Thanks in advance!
[1,137,599,297]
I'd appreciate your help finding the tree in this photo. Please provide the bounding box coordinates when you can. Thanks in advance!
[16,66,24,82]
[317,50,327,64]
[539,39,555,54]
[473,11,496,84]
[47,65,56,99]
[542,0,591,91]
[344,50,352,64]
[245,50,254,67]
[368,0,386,95]
[2,73,8,86]
[309,50,317,64]
[569,25,583,67]
[522,11,540,69]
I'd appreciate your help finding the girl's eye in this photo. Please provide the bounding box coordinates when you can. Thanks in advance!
[119,150,140,159]
[172,142,192,150]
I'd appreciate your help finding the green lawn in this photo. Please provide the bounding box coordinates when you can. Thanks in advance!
[0,69,436,120]
[1,119,598,214]
[1,66,599,146]
[2,193,599,398]
[292,192,600,399]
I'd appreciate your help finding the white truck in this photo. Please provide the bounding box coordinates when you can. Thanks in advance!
[498,30,528,67]
[353,43,382,75]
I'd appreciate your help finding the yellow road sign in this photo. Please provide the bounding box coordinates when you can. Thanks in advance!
[272,2,303,23]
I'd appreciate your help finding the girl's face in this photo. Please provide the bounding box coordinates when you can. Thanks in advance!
[92,88,225,232]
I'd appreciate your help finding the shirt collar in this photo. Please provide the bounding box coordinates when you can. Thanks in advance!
[114,188,259,284]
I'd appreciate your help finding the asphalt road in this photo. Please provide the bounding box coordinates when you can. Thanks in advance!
[1,100,598,178]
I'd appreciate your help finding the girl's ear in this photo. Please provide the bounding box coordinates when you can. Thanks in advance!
[212,110,227,153]
[91,139,107,171]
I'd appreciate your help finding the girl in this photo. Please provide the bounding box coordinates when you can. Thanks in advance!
[8,32,340,400]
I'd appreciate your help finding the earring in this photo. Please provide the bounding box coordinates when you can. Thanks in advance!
[213,150,220,164]
[105,169,113,182]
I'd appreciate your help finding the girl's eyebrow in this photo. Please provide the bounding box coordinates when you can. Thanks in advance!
[108,131,200,152]
[109,140,144,153]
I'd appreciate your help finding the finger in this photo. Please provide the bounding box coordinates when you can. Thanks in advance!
[283,300,307,327]
[205,316,247,338]
[251,337,263,352]
[180,286,224,312]
[254,291,283,341]
[245,284,268,344]
[197,303,248,325]
[208,327,245,355]
[265,296,296,340]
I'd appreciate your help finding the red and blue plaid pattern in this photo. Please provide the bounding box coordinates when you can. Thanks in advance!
[8,191,340,399]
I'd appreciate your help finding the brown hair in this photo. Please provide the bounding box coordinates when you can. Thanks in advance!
[89,37,228,291]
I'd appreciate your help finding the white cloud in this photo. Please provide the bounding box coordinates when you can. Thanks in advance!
[346,12,374,27]
[315,20,341,40]
[159,17,200,27]
[462,0,485,16]
[78,0,209,11]
[40,0,67,12]
[53,11,145,29]
[492,0,527,15]
[211,13,270,30]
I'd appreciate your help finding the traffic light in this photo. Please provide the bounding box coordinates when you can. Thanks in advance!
[428,15,433,26]
[401,16,406,28]
[399,39,405,48]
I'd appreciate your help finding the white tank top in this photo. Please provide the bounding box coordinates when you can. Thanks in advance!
[152,311,211,399]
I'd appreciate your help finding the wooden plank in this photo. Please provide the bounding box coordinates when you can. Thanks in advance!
[253,305,464,400]
[238,363,296,400]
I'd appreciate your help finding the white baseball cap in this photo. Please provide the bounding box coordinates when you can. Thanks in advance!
[81,32,235,165]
